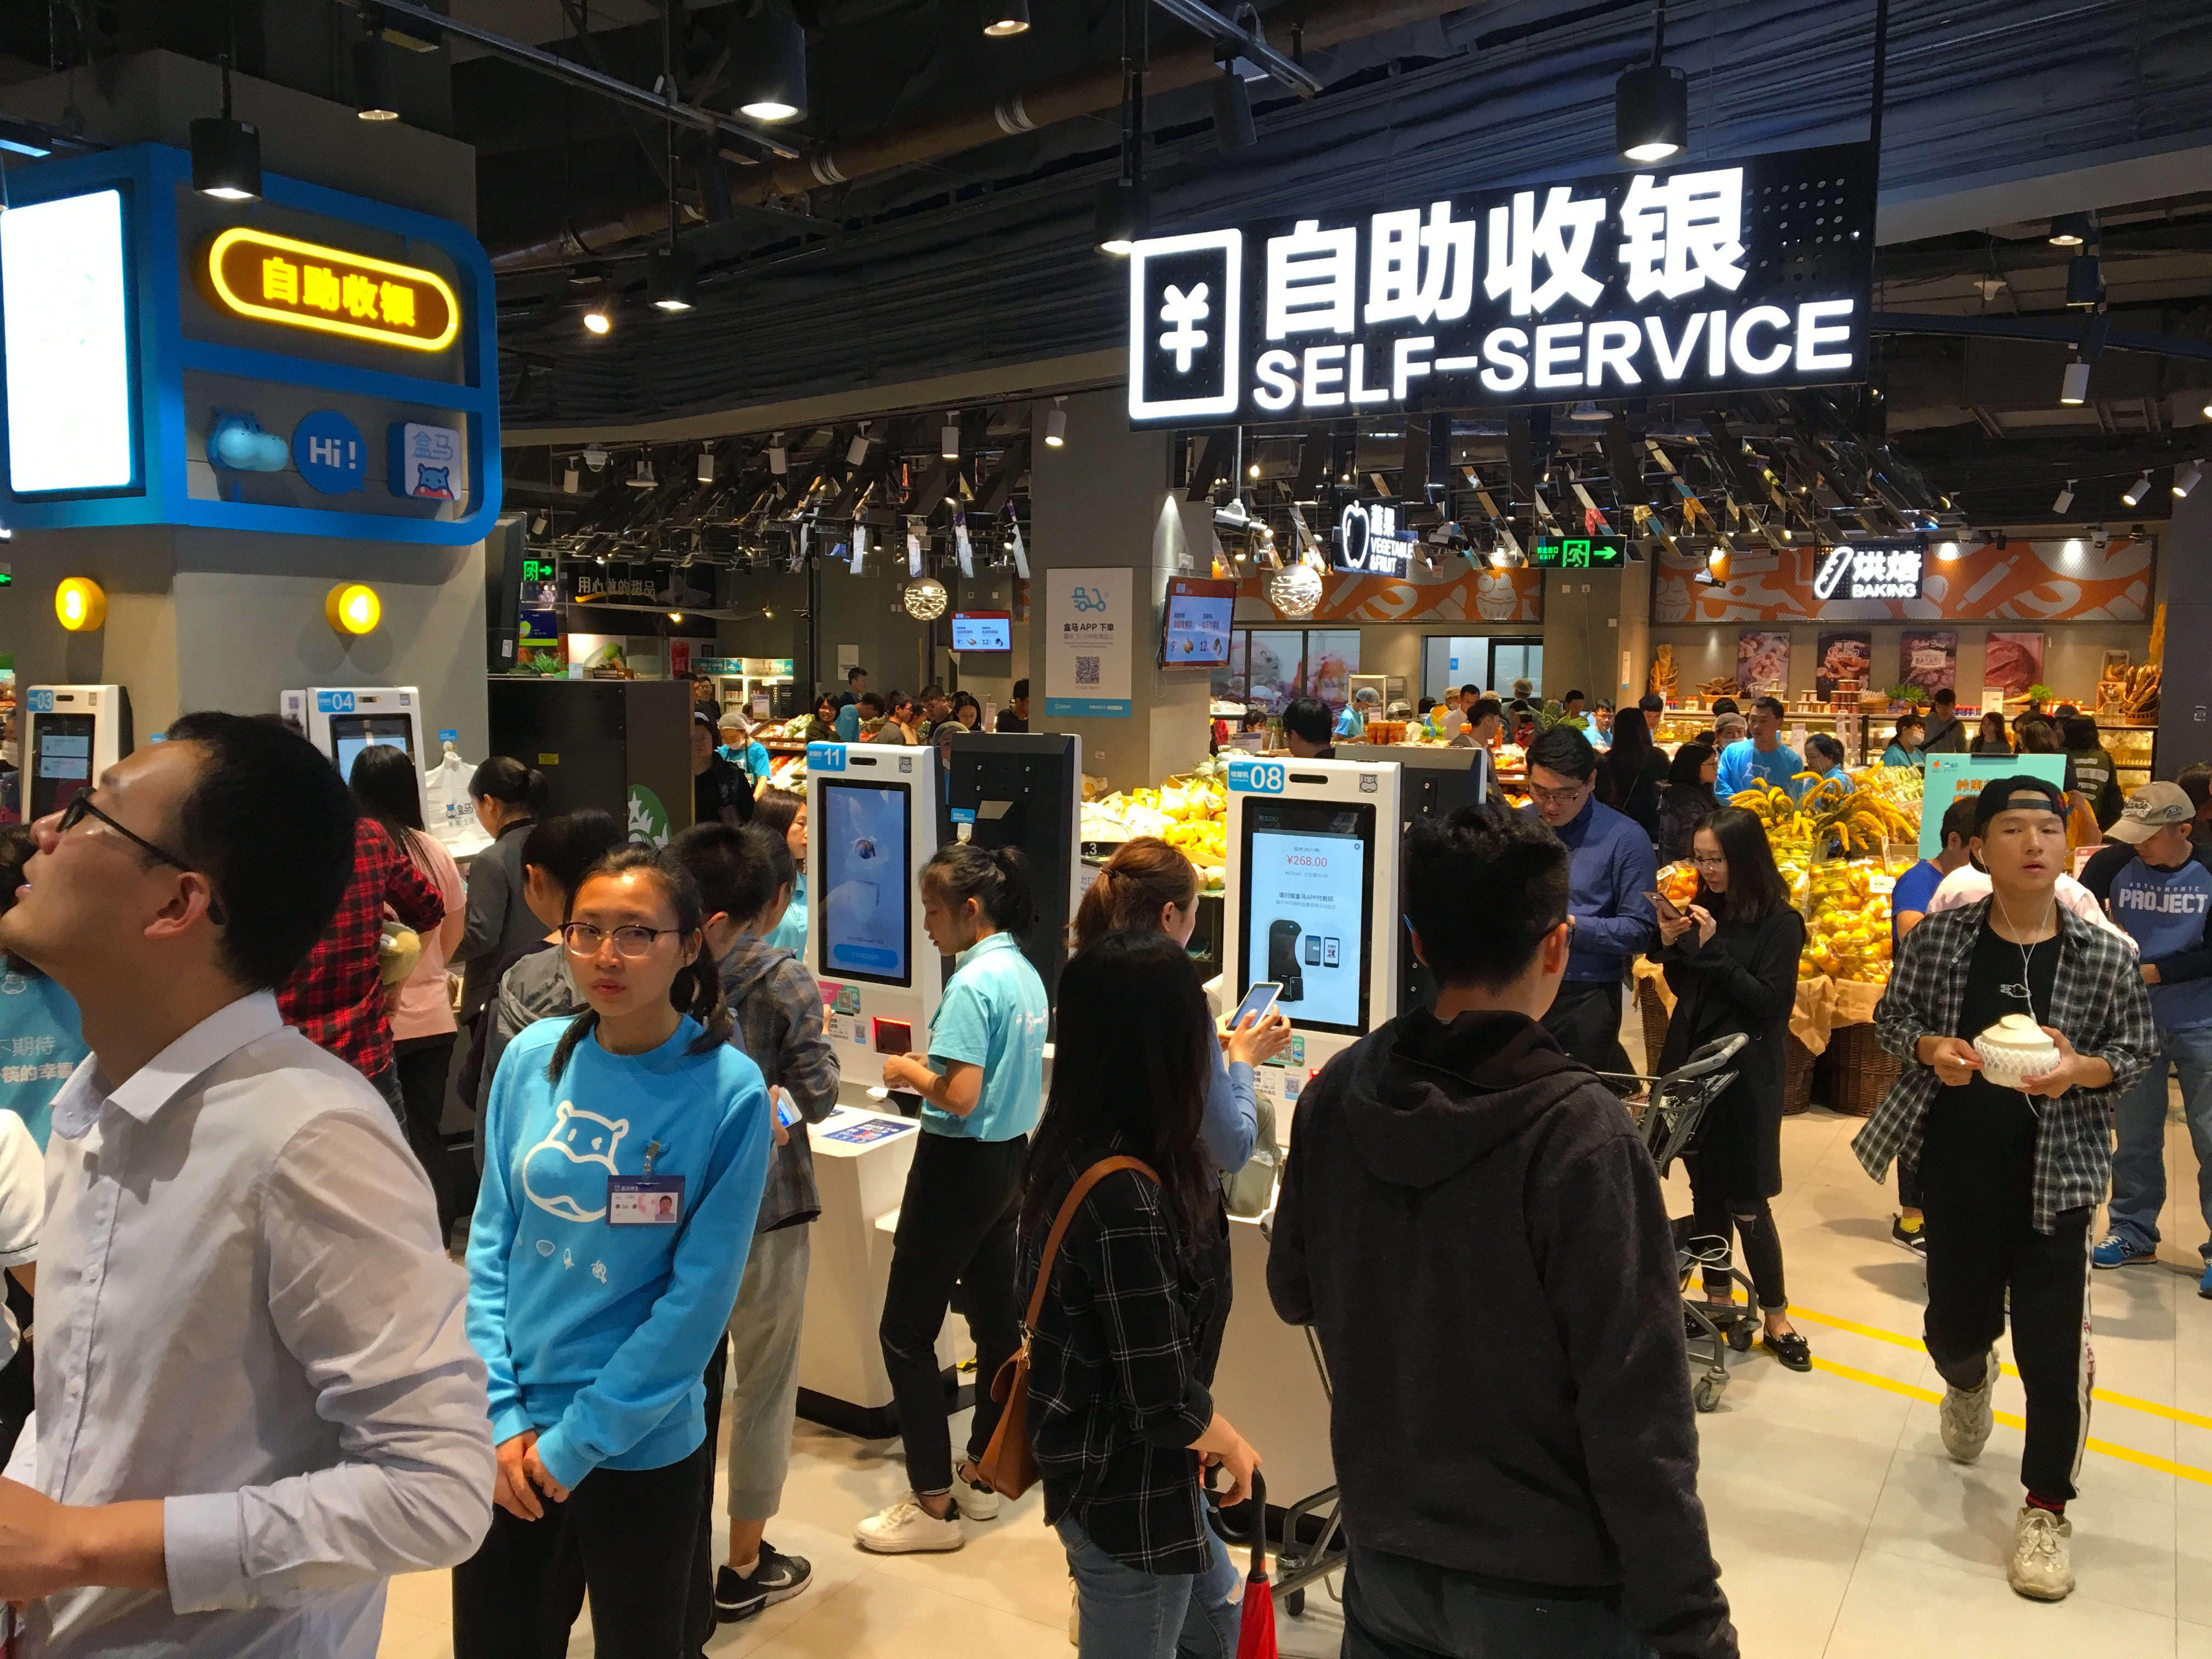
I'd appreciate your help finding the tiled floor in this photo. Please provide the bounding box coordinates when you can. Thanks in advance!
[376,1096,2212,1659]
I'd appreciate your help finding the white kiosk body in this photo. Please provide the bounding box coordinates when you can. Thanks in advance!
[282,686,430,817]
[22,685,132,819]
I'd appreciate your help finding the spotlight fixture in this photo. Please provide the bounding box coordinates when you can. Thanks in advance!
[582,294,616,335]
[2047,210,2097,247]
[2064,253,2103,309]
[941,412,961,460]
[697,450,715,484]
[562,462,579,493]
[2121,471,2152,507]
[1248,463,1261,479]
[2059,360,2091,405]
[352,38,399,120]
[1974,277,2008,301]
[1211,65,1255,150]
[191,54,261,200]
[2052,478,2076,514]
[847,424,872,466]
[2176,461,2203,499]
[1567,400,1612,422]
[1936,539,1961,561]
[729,6,808,121]
[767,433,787,475]
[1615,0,1688,167]
[1044,398,1068,448]
[647,242,698,312]
[1094,177,1150,256]
[628,459,656,488]
[982,0,1030,36]
[583,444,608,470]
[2092,523,2109,550]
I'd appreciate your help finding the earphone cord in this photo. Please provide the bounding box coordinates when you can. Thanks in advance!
[1990,888,2058,1113]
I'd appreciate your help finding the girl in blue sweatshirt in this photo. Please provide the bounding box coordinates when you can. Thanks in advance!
[455,845,771,1659]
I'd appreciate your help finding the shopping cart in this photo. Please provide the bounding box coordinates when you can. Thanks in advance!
[1600,1031,1755,1413]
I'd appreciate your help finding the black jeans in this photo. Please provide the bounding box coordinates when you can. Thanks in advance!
[1897,1149,1924,1211]
[452,1442,709,1659]
[394,1032,460,1239]
[1342,1544,1653,1659]
[1685,1163,1786,1311]
[879,1130,1025,1494]
[1541,979,1633,1079]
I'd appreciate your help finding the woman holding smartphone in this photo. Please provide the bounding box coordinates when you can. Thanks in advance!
[1022,928,1262,1657]
[1650,806,1810,1371]
[859,844,1049,1554]
[456,847,772,1657]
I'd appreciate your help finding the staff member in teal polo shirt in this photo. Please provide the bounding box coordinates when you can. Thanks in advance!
[1714,696,1804,797]
[859,843,1048,1555]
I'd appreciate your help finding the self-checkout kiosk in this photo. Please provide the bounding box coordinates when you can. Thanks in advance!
[1220,753,1403,1120]
[795,738,965,1436]
[21,685,132,819]
[282,686,430,812]
[1337,742,1491,1015]
[940,732,1082,1008]
[1211,752,1403,1506]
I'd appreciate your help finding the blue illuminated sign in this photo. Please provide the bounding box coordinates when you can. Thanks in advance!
[293,410,366,494]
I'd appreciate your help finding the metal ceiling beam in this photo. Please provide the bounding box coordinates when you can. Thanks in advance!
[344,0,798,161]
[1146,0,1323,95]
[1872,310,2212,362]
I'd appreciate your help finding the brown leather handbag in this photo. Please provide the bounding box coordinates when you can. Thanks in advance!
[974,1155,1158,1500]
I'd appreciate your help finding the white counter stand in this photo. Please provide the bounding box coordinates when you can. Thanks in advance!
[1211,1206,1338,1511]
[795,1104,972,1439]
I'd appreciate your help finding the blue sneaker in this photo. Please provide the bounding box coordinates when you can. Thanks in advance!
[2199,1259,2212,1299]
[2091,1233,2155,1269]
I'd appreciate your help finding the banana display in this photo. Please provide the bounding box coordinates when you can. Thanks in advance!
[1080,775,1229,890]
[1727,774,1917,857]
[1718,771,1918,986]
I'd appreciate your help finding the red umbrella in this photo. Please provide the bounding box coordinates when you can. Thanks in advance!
[1232,1470,1277,1659]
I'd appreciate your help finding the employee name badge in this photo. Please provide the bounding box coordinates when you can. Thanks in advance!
[607,1173,686,1226]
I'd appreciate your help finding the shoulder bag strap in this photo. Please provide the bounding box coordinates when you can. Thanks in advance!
[1023,1155,1160,1333]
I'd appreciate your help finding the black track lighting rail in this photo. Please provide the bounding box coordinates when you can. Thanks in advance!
[1146,0,1322,95]
[336,0,799,162]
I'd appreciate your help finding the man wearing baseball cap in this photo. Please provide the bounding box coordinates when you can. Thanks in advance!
[2083,782,2212,1282]
[1854,776,2155,1601]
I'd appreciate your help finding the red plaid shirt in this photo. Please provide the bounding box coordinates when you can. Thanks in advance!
[278,817,447,1080]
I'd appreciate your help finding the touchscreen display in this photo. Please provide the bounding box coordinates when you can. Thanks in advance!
[331,715,415,782]
[1239,799,1374,1035]
[29,714,95,820]
[821,781,911,985]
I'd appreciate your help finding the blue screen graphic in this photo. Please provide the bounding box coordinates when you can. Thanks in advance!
[821,782,911,985]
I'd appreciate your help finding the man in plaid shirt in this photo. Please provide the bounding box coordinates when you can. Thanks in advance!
[278,814,445,1109]
[1854,775,2154,1604]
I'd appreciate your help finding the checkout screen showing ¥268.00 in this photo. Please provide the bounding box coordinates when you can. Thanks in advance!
[1244,809,1369,1032]
[821,782,910,985]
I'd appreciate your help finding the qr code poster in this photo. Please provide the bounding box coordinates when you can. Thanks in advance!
[1044,567,1133,719]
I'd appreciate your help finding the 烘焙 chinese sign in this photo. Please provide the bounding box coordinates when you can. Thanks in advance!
[1044,567,1132,718]
[1127,143,1872,424]
[201,227,459,352]
[1815,537,1926,602]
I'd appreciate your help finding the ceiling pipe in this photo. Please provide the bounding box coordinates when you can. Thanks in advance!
[489,0,1464,269]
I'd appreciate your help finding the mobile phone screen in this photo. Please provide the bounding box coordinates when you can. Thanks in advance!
[1228,982,1282,1029]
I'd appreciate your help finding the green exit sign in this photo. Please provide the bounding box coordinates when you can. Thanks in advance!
[521,557,556,584]
[1533,535,1628,569]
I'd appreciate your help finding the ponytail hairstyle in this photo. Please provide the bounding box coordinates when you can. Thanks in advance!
[470,754,549,817]
[545,844,733,1081]
[921,842,1034,936]
[1071,836,1197,949]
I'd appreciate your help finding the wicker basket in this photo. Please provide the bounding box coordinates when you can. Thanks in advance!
[1782,1033,1816,1115]
[1821,1020,1901,1117]
[1637,976,1671,1075]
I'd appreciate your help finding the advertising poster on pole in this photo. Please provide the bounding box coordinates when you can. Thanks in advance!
[1918,753,2068,859]
[1899,629,1957,697]
[1984,631,2045,701]
[1814,631,1872,697]
[1044,567,1133,718]
[1736,631,1790,696]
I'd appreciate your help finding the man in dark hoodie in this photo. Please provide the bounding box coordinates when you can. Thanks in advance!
[667,823,841,1639]
[1268,801,1736,1659]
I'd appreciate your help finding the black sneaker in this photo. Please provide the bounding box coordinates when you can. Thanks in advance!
[714,1543,813,1622]
[1891,1214,1929,1257]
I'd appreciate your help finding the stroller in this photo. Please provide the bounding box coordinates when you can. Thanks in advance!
[1601,1031,1754,1413]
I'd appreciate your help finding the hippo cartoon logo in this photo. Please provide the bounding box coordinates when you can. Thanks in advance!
[522,1102,628,1223]
[411,463,454,499]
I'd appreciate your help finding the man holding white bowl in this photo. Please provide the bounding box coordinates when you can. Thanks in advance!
[1853,775,2155,1605]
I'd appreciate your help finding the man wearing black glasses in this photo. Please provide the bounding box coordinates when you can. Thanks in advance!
[0,713,494,1655]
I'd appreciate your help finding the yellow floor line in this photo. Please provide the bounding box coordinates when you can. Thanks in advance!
[1704,1295,2212,1433]
[1807,1355,2212,1487]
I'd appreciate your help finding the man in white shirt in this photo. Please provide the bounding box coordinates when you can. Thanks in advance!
[0,712,493,1658]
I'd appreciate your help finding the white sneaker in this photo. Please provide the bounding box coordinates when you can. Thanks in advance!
[854,1495,964,1554]
[2008,1505,2074,1600]
[951,1474,1001,1521]
[1939,1347,1999,1464]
